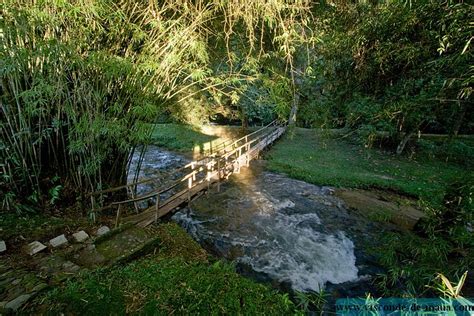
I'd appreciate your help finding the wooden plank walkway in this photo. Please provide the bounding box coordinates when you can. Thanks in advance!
[89,122,286,227]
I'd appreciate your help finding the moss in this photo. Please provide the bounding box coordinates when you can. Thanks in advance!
[95,227,150,262]
[153,222,208,263]
[93,223,134,244]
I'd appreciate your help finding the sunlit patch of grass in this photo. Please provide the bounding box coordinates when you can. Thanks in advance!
[150,124,256,155]
[151,124,217,152]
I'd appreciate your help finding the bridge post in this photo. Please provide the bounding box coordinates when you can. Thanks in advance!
[90,196,96,223]
[128,186,139,214]
[191,162,196,181]
[237,147,242,173]
[206,162,211,193]
[155,194,160,224]
[246,142,250,166]
[188,177,192,201]
[115,204,121,228]
[217,159,221,192]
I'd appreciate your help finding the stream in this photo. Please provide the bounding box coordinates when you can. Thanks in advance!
[128,146,386,297]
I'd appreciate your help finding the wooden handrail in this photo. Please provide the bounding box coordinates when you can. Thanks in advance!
[89,121,279,197]
[90,122,286,218]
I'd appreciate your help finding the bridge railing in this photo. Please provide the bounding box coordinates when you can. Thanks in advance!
[88,121,286,224]
[198,120,280,157]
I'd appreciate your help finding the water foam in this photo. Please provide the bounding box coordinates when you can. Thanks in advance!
[240,211,358,291]
[173,204,358,292]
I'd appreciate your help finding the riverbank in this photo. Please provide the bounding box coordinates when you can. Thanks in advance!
[3,124,471,312]
[264,128,472,296]
[151,124,472,296]
[151,124,471,207]
[266,128,470,208]
[21,223,301,314]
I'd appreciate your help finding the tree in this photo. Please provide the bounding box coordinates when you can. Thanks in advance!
[1,0,312,213]
[299,0,472,153]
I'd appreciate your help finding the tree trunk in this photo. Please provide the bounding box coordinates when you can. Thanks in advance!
[396,132,414,155]
[450,101,465,137]
[241,106,249,131]
[288,60,305,125]
[288,91,300,126]
[242,116,249,129]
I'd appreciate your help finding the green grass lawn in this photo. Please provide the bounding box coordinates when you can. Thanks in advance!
[151,124,217,152]
[265,128,470,207]
[30,223,298,315]
[151,123,255,153]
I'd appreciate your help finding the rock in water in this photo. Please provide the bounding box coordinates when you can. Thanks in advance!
[72,231,89,243]
[97,226,110,236]
[49,234,68,248]
[25,241,47,255]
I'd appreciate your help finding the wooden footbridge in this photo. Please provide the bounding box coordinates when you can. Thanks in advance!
[89,121,286,227]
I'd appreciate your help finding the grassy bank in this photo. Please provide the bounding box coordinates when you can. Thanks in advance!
[266,128,470,207]
[151,124,217,152]
[151,124,252,154]
[29,223,299,314]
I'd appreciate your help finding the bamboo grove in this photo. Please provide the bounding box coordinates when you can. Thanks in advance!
[1,0,312,214]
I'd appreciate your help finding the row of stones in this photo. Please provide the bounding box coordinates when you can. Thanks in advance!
[0,226,110,256]
[0,226,112,312]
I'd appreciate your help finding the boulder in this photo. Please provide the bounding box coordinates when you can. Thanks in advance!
[5,294,31,311]
[334,188,426,230]
[72,230,89,243]
[0,241,6,253]
[97,226,110,236]
[49,234,68,248]
[25,241,47,256]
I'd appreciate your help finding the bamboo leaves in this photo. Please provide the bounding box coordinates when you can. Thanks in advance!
[1,0,311,212]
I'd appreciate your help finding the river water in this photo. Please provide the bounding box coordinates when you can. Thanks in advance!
[129,146,386,295]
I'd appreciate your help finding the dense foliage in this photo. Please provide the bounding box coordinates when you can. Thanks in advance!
[377,178,473,296]
[298,4,473,295]
[300,1,473,153]
[0,0,311,213]
[1,0,472,303]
